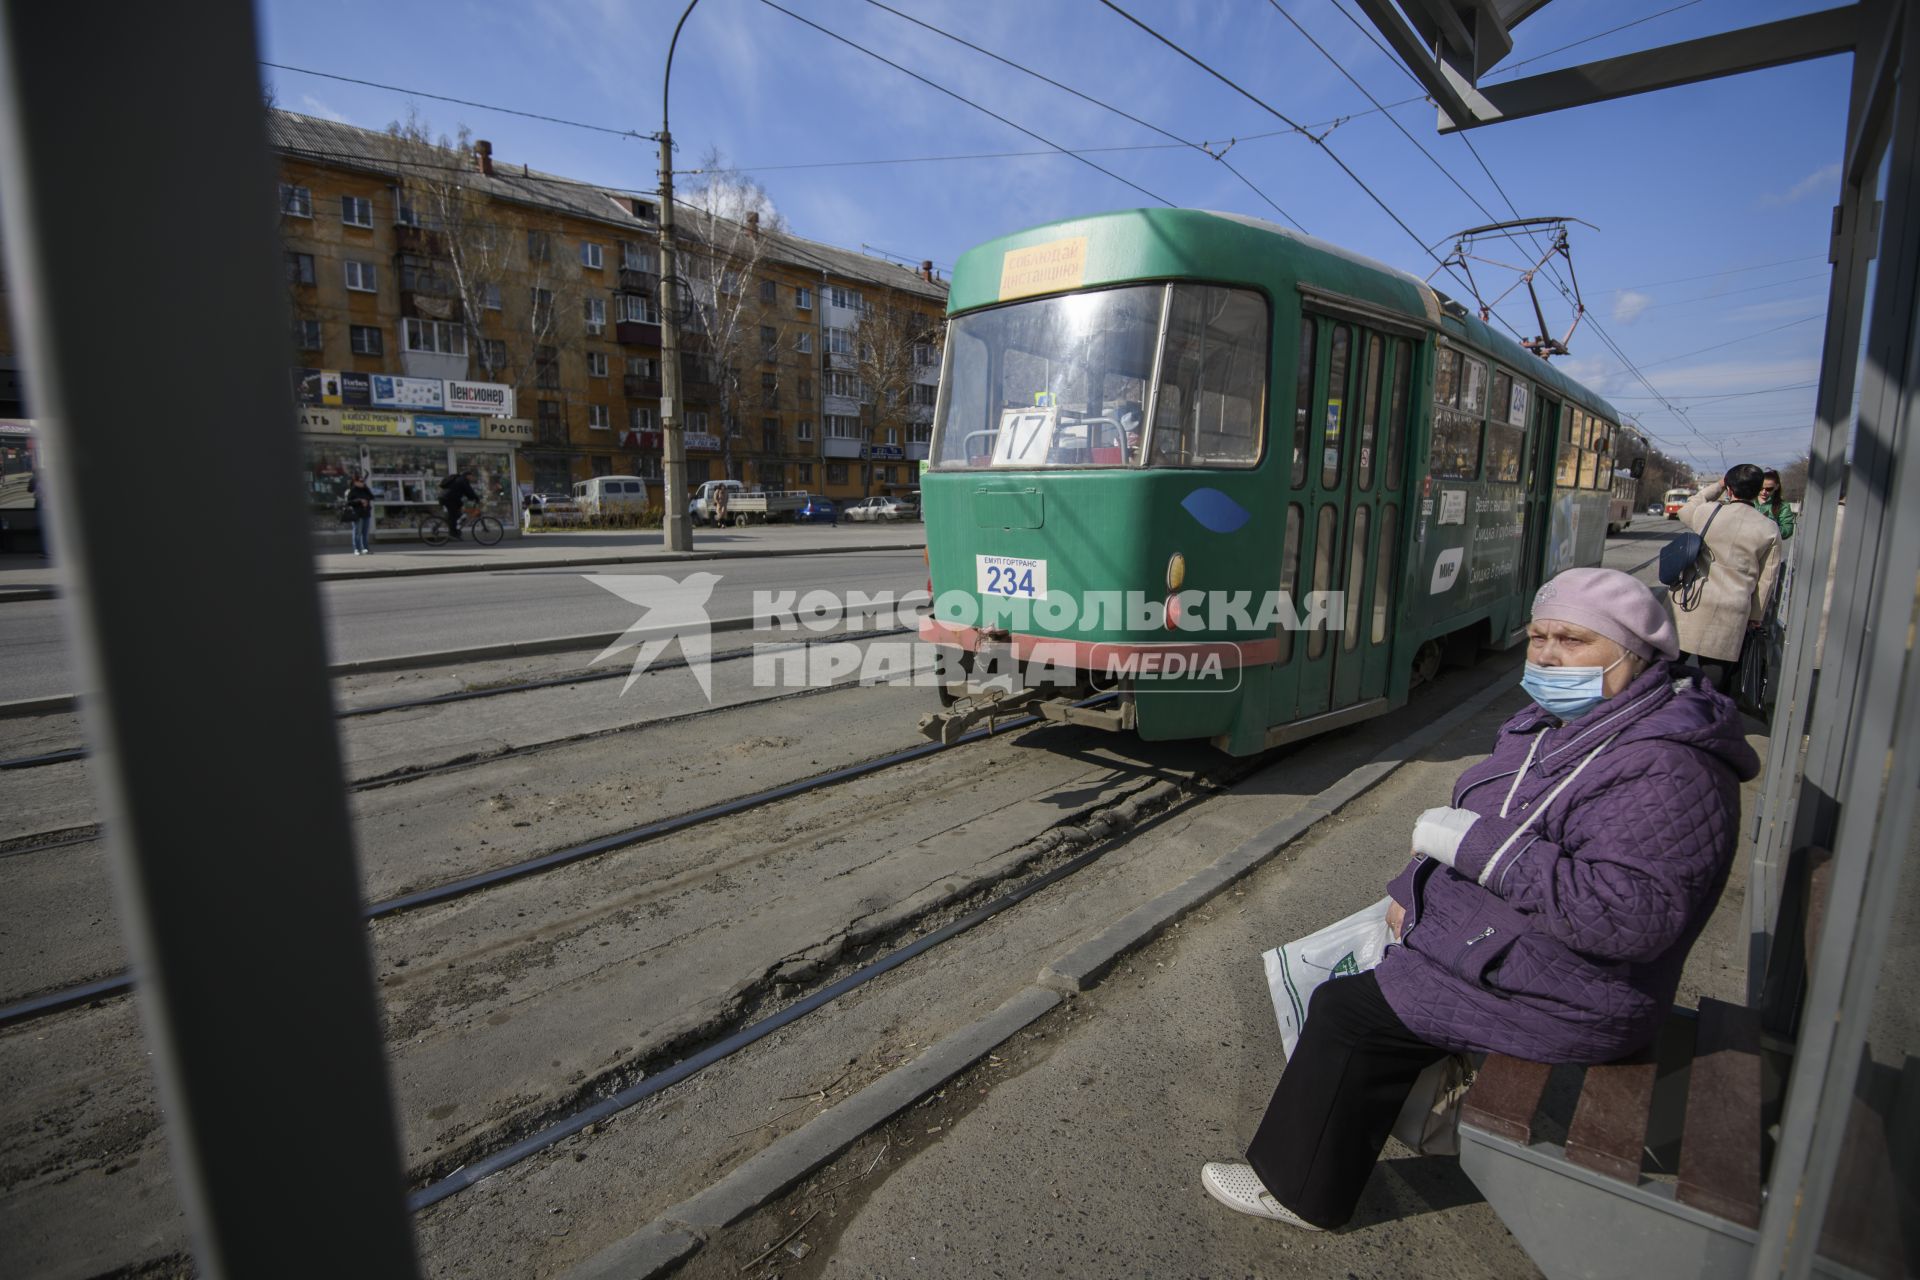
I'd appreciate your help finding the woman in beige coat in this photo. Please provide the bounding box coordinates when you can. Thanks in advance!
[1671,465,1782,691]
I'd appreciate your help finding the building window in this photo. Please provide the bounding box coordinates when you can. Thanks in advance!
[580,241,604,269]
[629,405,654,431]
[826,327,853,355]
[534,345,560,389]
[393,192,420,226]
[482,282,502,311]
[280,184,312,218]
[720,270,740,294]
[620,241,657,272]
[618,294,659,325]
[796,419,813,441]
[761,324,778,359]
[914,342,939,366]
[530,286,554,320]
[828,285,860,310]
[398,256,447,294]
[528,230,553,262]
[909,423,932,444]
[586,350,609,378]
[349,324,383,356]
[537,399,562,426]
[284,251,316,286]
[626,355,658,378]
[795,331,813,354]
[686,410,710,433]
[402,318,467,356]
[588,404,610,431]
[825,416,862,440]
[584,296,606,334]
[827,463,848,485]
[344,260,378,292]
[480,338,508,373]
[291,317,321,350]
[828,372,864,401]
[760,279,777,302]
[798,462,813,483]
[912,383,938,407]
[796,286,814,310]
[340,195,374,227]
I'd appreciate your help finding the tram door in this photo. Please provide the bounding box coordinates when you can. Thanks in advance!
[1518,394,1560,599]
[1283,316,1411,721]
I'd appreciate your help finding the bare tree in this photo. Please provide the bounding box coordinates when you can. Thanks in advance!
[855,287,942,495]
[383,114,589,408]
[678,151,787,481]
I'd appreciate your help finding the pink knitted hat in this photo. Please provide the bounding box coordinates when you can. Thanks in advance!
[1531,567,1680,661]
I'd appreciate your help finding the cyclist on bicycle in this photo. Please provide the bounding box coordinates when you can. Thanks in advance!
[438,469,482,541]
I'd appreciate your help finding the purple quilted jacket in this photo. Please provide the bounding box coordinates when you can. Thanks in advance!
[1376,662,1759,1064]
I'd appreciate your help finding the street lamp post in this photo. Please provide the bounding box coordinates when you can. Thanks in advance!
[657,0,701,552]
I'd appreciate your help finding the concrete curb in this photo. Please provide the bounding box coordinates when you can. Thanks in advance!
[561,664,1523,1280]
[313,539,926,583]
[567,987,1064,1280]
[0,693,78,719]
[0,586,56,604]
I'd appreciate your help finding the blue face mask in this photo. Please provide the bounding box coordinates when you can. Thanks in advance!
[1521,655,1627,720]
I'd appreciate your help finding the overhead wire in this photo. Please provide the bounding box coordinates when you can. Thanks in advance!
[855,0,1307,229]
[1638,315,1824,368]
[263,62,658,140]
[754,0,1177,208]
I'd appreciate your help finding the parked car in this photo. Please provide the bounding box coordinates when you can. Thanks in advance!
[795,496,838,524]
[572,475,650,515]
[845,495,914,522]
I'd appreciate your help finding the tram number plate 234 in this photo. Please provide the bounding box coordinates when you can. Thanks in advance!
[977,554,1048,599]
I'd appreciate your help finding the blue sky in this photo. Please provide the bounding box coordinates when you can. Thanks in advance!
[259,0,1854,472]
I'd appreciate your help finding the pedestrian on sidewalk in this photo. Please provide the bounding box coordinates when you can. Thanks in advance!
[439,469,481,542]
[1672,465,1782,693]
[1753,468,1795,541]
[1203,568,1759,1233]
[344,470,375,555]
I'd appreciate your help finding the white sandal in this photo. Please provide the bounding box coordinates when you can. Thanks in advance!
[1200,1162,1325,1230]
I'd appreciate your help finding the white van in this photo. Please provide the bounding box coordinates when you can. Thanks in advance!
[572,475,650,516]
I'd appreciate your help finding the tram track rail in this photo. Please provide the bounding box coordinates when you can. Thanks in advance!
[0,623,918,772]
[0,695,1095,1032]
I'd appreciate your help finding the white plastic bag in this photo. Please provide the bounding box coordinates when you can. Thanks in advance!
[1261,895,1395,1059]
[1390,1053,1475,1156]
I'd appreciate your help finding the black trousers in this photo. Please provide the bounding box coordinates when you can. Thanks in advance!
[1246,971,1446,1229]
[1680,650,1734,694]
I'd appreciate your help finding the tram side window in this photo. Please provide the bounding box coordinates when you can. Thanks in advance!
[1434,347,1460,408]
[1277,504,1302,664]
[1321,324,1350,486]
[1590,423,1613,489]
[1154,285,1268,467]
[1483,368,1524,483]
[1357,334,1382,490]
[1428,352,1486,480]
[1555,407,1582,486]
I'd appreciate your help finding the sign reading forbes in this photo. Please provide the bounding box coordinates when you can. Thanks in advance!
[444,379,516,417]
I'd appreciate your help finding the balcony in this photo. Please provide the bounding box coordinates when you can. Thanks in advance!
[617,268,659,294]
[400,291,461,322]
[823,437,863,460]
[624,374,662,398]
[393,223,447,255]
[615,320,662,347]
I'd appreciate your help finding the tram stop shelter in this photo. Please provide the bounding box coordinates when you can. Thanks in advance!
[0,2,1913,1279]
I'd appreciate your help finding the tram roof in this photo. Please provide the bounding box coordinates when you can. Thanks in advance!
[950,207,1621,425]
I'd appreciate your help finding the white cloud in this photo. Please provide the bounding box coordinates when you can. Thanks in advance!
[300,94,349,123]
[1762,162,1842,206]
[1612,290,1652,323]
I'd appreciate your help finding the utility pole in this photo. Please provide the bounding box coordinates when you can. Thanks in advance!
[658,0,701,552]
[658,129,690,551]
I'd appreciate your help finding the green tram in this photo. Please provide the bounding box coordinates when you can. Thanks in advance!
[918,209,1631,756]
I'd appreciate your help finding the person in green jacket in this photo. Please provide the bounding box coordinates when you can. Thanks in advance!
[1755,468,1795,540]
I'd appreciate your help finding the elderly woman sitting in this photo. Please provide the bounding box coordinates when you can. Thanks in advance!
[1202,567,1759,1231]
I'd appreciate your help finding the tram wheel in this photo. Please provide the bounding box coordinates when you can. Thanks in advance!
[1411,639,1444,688]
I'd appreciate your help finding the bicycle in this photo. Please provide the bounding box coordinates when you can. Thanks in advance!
[420,503,503,547]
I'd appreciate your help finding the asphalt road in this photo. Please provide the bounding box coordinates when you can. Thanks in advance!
[0,550,930,704]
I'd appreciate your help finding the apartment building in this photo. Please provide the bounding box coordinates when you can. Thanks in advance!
[264,109,945,527]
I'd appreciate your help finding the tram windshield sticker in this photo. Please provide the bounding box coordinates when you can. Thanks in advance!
[1437,489,1468,525]
[977,554,1048,600]
[999,237,1089,300]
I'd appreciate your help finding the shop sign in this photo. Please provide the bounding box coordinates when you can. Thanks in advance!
[292,367,344,405]
[870,444,903,460]
[445,379,516,417]
[413,414,482,438]
[369,374,445,409]
[684,431,720,451]
[339,370,372,406]
[483,417,534,442]
[297,408,339,433]
[340,409,410,435]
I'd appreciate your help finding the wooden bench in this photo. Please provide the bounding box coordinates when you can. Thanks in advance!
[1457,999,1764,1280]
[1452,850,1829,1280]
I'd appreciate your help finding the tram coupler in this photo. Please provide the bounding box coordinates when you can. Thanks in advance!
[917,687,1047,745]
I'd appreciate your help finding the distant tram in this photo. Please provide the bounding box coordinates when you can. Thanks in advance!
[919,209,1635,756]
[0,420,41,552]
[1607,470,1637,535]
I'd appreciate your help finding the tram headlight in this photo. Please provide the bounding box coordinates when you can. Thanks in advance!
[1166,552,1186,592]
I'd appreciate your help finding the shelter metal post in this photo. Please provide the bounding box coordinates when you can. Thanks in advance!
[0,6,419,1275]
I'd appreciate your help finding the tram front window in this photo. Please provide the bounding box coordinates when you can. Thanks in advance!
[933,282,1267,469]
